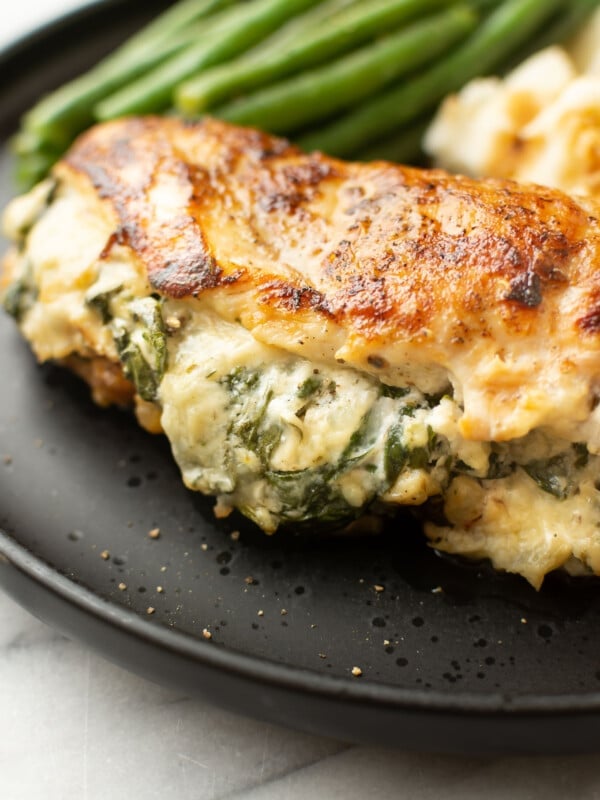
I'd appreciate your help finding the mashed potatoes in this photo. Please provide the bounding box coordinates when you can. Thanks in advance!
[425,9,600,200]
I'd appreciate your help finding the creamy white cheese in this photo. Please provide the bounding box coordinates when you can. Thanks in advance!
[158,298,458,530]
[431,464,600,589]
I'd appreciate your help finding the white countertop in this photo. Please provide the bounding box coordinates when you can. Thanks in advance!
[3,2,600,797]
[1,0,95,51]
[4,582,600,800]
[3,588,600,799]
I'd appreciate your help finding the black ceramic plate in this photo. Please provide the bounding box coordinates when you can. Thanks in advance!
[2,0,600,756]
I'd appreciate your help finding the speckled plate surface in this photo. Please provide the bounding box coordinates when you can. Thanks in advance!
[2,0,600,755]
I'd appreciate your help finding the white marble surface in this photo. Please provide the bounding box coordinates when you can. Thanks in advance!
[3,1,600,797]
[1,0,95,51]
[5,587,600,800]
[4,588,600,800]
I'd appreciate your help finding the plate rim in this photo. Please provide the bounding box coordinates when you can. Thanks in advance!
[3,528,600,718]
[2,0,600,743]
[0,0,125,72]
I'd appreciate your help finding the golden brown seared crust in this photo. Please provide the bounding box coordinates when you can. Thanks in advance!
[60,116,600,441]
[61,355,163,434]
[0,248,18,295]
[61,355,135,407]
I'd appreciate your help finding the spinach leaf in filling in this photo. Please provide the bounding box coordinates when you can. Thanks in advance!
[218,366,448,526]
[523,443,590,500]
[113,296,167,402]
[2,267,38,322]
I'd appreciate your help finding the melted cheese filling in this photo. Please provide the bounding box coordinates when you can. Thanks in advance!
[4,178,600,587]
[431,464,600,589]
[158,300,466,531]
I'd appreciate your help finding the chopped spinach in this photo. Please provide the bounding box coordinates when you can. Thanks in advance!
[408,446,430,470]
[485,450,514,480]
[2,274,37,321]
[295,375,337,419]
[266,466,355,524]
[235,389,280,463]
[339,408,378,469]
[297,374,322,399]
[221,369,283,466]
[113,297,167,402]
[141,303,167,377]
[573,442,589,470]
[114,332,160,402]
[86,286,121,324]
[523,444,589,500]
[524,456,571,499]
[222,367,261,397]
[258,424,283,462]
[384,424,436,485]
[384,423,408,485]
[380,383,410,399]
[424,390,449,407]
[219,359,452,527]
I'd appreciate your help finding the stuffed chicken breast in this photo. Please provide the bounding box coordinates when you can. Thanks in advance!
[4,116,600,587]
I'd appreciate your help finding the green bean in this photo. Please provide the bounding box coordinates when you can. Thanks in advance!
[24,28,211,148]
[358,119,431,164]
[217,6,477,135]
[299,0,565,157]
[239,0,361,60]
[466,0,503,11]
[117,0,237,52]
[12,128,64,158]
[95,0,322,120]
[175,0,363,113]
[177,0,455,113]
[23,0,235,145]
[507,0,600,69]
[13,152,58,190]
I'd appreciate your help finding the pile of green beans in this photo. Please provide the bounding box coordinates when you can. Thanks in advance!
[14,0,598,186]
